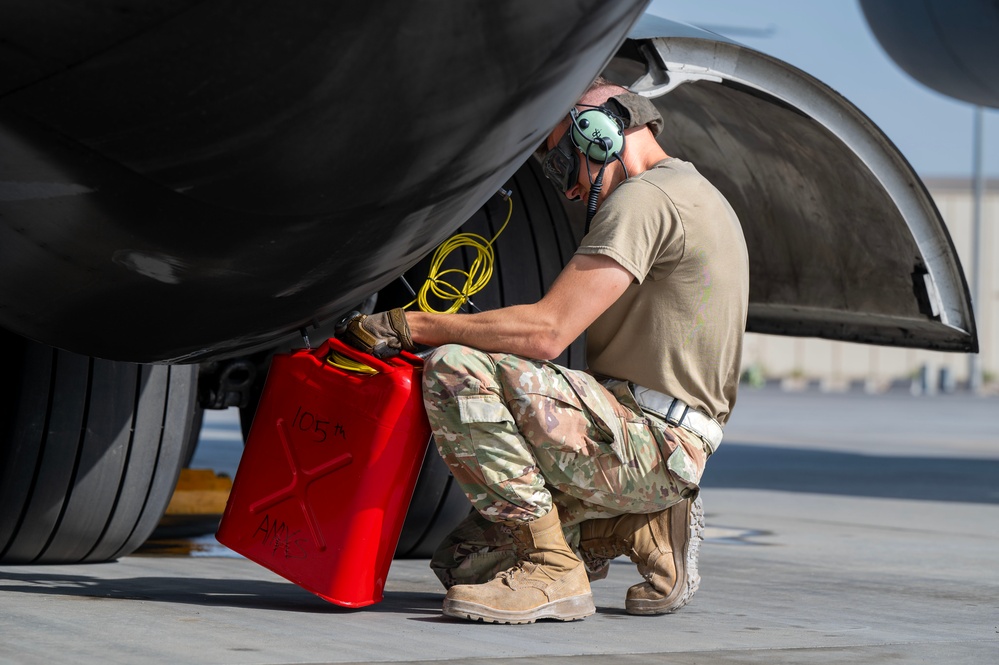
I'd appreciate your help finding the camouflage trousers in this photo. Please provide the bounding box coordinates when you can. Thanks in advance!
[421,344,710,588]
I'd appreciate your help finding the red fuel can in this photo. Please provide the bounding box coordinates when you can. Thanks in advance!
[216,337,431,607]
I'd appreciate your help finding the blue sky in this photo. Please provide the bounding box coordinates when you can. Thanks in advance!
[648,0,999,178]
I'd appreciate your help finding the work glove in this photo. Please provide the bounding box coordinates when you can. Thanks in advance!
[335,308,415,359]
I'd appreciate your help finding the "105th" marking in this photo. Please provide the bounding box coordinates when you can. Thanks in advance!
[291,405,346,443]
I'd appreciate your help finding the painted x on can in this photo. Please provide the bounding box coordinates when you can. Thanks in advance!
[216,337,430,607]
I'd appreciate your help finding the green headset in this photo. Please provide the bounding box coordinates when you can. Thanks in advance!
[540,102,631,232]
[572,105,626,231]
[570,105,626,163]
[542,105,626,194]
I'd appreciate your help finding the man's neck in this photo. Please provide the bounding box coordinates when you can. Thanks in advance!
[621,134,670,177]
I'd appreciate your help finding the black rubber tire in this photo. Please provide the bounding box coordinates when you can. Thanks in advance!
[0,330,199,564]
[183,406,205,468]
[391,158,584,558]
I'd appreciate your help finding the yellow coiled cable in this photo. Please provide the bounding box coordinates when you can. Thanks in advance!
[407,192,512,314]
[327,191,513,374]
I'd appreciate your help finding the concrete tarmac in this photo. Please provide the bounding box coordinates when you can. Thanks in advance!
[2,386,997,664]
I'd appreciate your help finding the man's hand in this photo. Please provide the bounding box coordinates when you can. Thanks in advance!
[335,308,415,359]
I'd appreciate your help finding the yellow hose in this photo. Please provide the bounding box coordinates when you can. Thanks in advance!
[326,351,379,375]
[407,193,512,314]
[327,191,513,374]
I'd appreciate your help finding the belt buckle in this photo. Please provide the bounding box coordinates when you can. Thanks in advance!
[631,383,722,452]
[664,399,689,427]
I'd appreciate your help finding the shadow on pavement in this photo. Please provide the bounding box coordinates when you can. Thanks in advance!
[704,443,999,504]
[0,570,442,615]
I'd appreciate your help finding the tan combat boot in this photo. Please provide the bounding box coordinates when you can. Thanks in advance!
[579,496,703,615]
[441,506,595,623]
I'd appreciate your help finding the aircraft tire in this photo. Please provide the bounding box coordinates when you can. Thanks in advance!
[0,331,199,564]
[392,157,584,558]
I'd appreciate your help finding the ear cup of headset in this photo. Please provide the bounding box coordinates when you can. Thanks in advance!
[571,108,624,162]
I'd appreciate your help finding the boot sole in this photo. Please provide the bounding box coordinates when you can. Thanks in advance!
[442,593,595,624]
[626,495,704,615]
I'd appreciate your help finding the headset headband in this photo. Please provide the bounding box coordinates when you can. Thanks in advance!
[605,92,664,137]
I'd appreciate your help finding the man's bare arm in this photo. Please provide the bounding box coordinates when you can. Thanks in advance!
[405,253,633,360]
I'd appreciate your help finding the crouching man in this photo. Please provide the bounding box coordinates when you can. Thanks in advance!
[338,76,749,623]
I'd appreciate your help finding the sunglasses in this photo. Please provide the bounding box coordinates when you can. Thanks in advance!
[541,127,581,199]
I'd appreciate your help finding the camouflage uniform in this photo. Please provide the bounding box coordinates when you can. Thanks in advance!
[423,343,710,588]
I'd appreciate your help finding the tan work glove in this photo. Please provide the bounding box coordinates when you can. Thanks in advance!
[335,308,415,359]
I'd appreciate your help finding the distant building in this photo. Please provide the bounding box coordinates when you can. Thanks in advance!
[741,177,999,393]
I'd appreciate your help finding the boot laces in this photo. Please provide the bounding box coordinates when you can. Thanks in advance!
[580,550,612,573]
[580,536,627,566]
[495,561,537,582]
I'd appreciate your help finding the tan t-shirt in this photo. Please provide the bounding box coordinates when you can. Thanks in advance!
[577,158,749,425]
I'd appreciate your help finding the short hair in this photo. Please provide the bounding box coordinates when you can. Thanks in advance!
[578,76,629,107]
